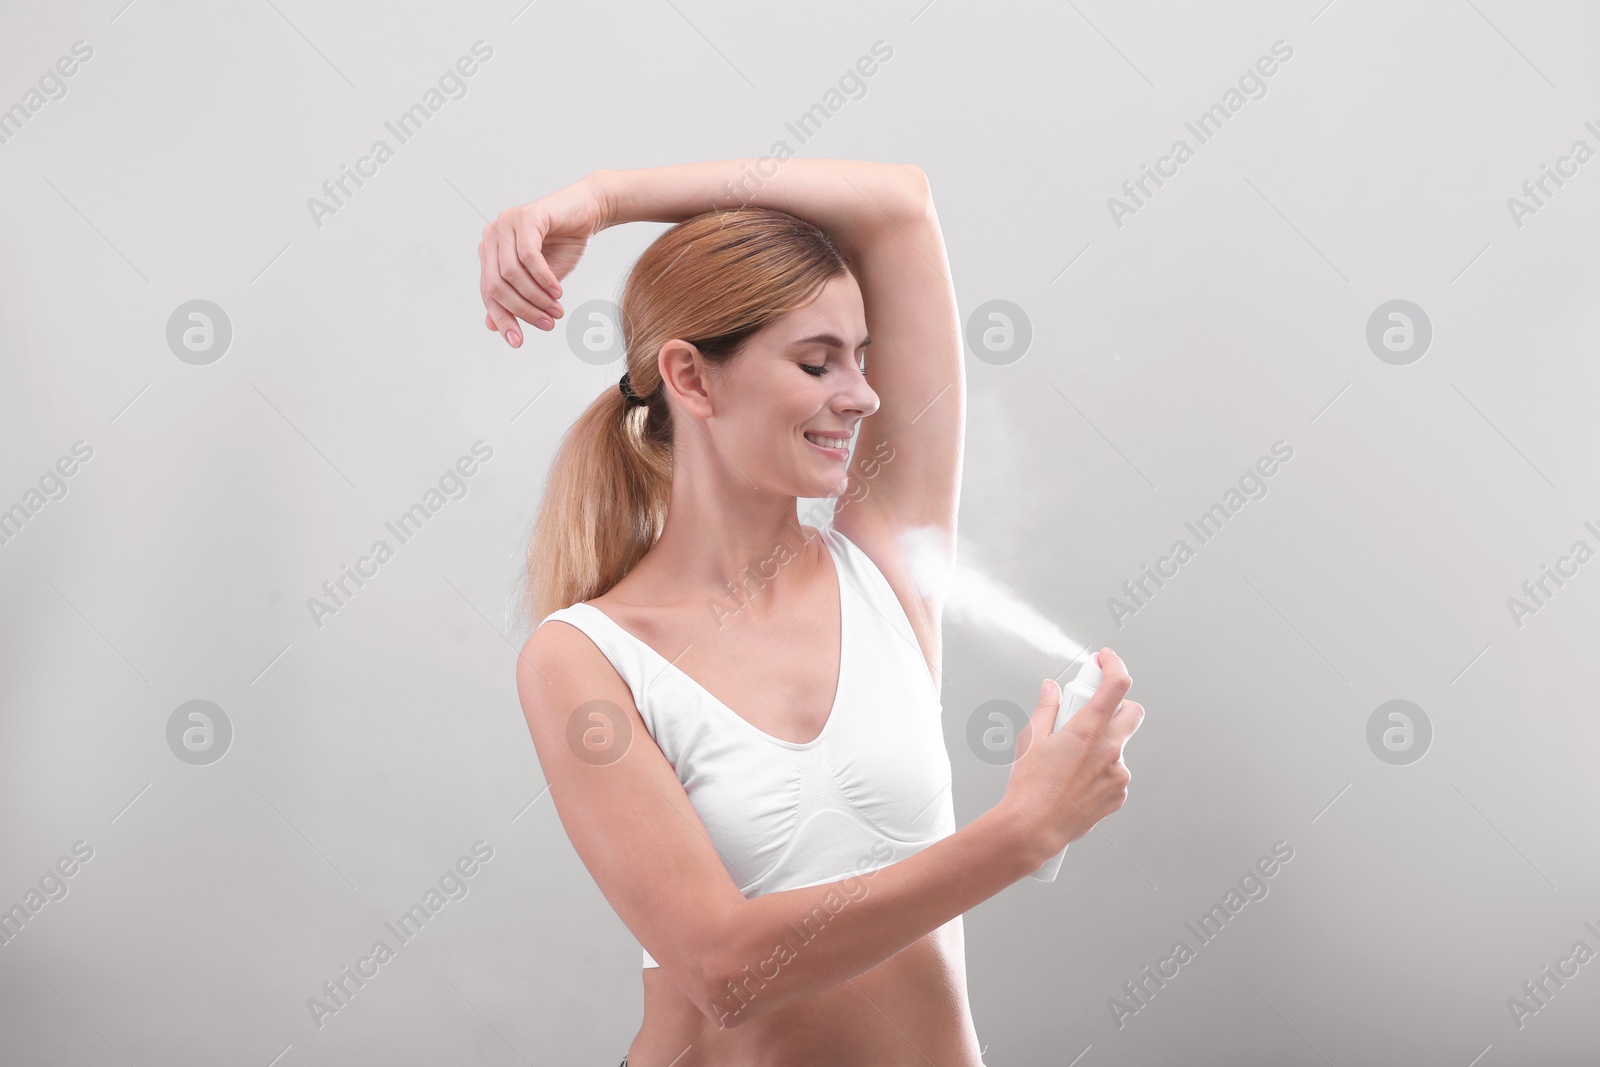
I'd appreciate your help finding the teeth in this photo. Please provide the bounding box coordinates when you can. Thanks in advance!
[806,433,847,449]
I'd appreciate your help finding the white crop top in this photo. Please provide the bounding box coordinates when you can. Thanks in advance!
[539,520,957,969]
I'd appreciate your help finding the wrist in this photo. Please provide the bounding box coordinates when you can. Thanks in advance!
[984,799,1053,881]
[581,168,621,231]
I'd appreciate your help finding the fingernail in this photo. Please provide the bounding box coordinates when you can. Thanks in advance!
[547,284,561,299]
[507,330,520,346]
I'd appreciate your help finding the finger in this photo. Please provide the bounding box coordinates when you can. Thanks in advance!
[484,295,522,348]
[478,235,502,329]
[511,221,566,305]
[478,230,528,343]
[1110,698,1146,744]
[495,232,556,329]
[1106,647,1130,699]
[1075,648,1131,731]
[479,216,555,329]
[1020,678,1061,759]
[502,218,563,322]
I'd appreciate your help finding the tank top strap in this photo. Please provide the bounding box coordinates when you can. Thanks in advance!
[537,605,656,714]
[814,519,921,649]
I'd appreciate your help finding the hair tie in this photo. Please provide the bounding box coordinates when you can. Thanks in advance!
[618,371,649,408]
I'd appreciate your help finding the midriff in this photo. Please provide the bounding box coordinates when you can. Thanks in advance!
[627,917,983,1066]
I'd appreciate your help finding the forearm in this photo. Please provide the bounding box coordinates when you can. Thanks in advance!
[700,801,1046,1029]
[586,158,926,255]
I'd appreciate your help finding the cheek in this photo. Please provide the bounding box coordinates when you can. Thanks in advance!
[768,386,814,425]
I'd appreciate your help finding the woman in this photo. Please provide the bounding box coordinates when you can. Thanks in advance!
[480,159,1144,1065]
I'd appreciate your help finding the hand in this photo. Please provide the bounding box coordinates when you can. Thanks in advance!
[478,173,611,348]
[1000,649,1145,858]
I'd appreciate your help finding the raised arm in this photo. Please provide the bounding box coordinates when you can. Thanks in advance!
[587,157,927,255]
[812,168,964,666]
[588,161,964,667]
[482,161,960,621]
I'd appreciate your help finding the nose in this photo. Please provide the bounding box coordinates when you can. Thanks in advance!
[837,367,879,419]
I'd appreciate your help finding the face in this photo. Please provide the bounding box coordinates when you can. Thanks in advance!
[666,274,879,499]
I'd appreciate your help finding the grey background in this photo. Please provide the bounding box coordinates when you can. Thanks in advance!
[2,0,1598,1064]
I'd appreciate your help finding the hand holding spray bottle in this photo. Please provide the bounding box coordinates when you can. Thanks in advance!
[1028,648,1117,882]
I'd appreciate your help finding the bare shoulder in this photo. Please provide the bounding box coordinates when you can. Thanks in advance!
[514,619,609,757]
[516,609,641,735]
[516,613,597,697]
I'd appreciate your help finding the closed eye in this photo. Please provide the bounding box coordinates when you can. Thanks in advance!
[801,357,868,377]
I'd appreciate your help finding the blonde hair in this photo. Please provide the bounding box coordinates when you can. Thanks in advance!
[521,206,853,625]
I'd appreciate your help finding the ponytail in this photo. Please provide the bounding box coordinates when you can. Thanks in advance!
[521,206,852,624]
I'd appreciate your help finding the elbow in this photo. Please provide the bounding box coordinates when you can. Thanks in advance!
[691,936,768,1031]
[636,899,765,1030]
[696,994,748,1032]
[894,163,933,222]
[648,948,741,1030]
[693,954,749,1031]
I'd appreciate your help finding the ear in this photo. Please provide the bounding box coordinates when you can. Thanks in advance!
[659,339,714,419]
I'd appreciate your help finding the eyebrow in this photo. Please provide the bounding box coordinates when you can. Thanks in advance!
[787,333,871,350]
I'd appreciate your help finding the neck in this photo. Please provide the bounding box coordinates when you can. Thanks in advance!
[639,470,826,617]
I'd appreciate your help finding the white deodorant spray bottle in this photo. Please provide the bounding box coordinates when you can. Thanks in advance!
[1028,651,1106,882]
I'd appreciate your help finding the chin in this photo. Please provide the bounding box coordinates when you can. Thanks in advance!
[786,476,844,501]
[782,457,851,499]
[816,475,851,498]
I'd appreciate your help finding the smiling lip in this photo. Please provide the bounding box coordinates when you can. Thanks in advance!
[803,431,850,459]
